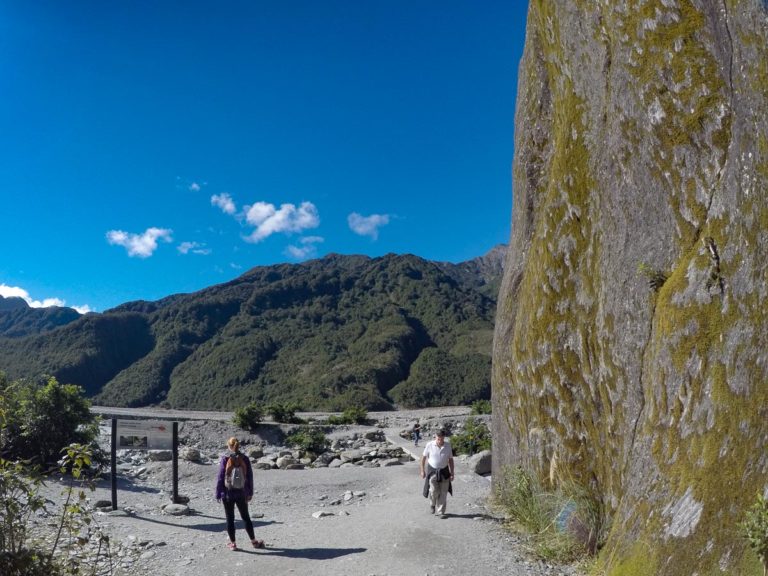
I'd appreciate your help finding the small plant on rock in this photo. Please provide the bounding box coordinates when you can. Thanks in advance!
[637,262,668,292]
[741,492,768,576]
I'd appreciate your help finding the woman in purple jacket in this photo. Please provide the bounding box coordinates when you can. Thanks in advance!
[215,437,265,550]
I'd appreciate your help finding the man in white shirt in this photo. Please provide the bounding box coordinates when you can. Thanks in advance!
[419,429,454,518]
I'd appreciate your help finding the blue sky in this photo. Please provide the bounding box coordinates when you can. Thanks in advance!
[0,1,528,313]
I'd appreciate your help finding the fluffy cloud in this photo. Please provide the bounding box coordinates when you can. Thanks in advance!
[348,212,390,240]
[106,227,173,258]
[177,241,211,255]
[285,236,324,260]
[244,201,320,243]
[189,182,201,192]
[0,283,91,314]
[211,193,236,215]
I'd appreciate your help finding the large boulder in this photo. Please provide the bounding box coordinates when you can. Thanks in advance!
[493,2,768,575]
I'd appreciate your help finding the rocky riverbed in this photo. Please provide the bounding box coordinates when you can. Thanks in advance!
[29,407,585,576]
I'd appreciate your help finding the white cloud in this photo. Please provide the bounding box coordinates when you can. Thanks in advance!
[106,227,173,258]
[189,182,201,192]
[211,193,237,215]
[243,201,320,243]
[177,241,211,255]
[348,212,390,240]
[285,236,324,260]
[0,283,91,314]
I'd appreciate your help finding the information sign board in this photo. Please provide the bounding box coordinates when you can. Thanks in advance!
[115,420,173,450]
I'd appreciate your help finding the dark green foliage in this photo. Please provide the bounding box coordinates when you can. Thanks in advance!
[0,377,99,467]
[450,417,491,455]
[326,406,369,425]
[342,406,368,424]
[266,402,302,423]
[233,403,264,431]
[0,313,154,398]
[285,427,327,455]
[389,348,491,408]
[0,251,501,410]
[471,399,492,414]
[0,300,80,338]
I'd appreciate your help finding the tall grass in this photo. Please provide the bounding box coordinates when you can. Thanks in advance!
[493,465,607,562]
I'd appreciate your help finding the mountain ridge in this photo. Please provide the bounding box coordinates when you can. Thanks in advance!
[0,246,505,411]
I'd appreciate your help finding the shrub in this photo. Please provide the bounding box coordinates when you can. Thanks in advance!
[233,403,263,431]
[327,406,369,425]
[342,406,368,424]
[266,402,303,424]
[0,377,99,468]
[741,492,768,575]
[285,427,327,455]
[470,399,492,415]
[450,417,491,455]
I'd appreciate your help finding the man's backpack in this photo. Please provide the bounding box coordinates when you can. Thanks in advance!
[225,454,246,490]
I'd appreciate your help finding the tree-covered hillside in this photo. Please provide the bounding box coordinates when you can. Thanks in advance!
[0,249,503,410]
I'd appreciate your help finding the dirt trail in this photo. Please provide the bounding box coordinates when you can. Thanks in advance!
[40,408,583,576]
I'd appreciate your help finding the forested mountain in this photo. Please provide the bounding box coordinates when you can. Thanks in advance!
[0,296,81,337]
[0,248,504,410]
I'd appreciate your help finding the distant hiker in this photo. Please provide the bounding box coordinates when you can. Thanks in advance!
[215,437,265,550]
[419,429,454,518]
[412,421,422,446]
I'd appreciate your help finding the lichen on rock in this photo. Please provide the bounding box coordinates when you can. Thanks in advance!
[493,2,768,574]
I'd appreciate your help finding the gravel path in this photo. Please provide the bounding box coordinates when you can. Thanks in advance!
[35,408,584,576]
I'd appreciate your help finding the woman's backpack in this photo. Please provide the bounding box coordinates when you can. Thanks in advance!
[225,453,246,490]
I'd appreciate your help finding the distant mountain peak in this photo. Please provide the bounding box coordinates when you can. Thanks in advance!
[0,295,30,311]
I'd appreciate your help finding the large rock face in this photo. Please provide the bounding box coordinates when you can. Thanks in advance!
[493,1,768,574]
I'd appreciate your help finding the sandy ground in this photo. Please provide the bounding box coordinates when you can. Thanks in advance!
[34,407,584,576]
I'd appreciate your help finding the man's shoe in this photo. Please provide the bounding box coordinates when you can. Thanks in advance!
[430,506,435,514]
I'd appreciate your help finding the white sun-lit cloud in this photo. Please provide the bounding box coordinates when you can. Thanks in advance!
[0,283,91,314]
[211,192,237,215]
[243,201,320,243]
[189,182,201,192]
[177,241,211,255]
[348,212,390,240]
[285,236,324,260]
[106,227,173,258]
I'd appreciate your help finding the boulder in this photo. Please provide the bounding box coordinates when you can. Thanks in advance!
[493,3,768,574]
[468,450,491,476]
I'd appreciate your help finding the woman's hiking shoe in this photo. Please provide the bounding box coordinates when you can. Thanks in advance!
[251,538,265,549]
[227,542,238,551]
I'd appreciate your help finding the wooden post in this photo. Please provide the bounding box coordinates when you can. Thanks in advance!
[111,418,118,510]
[172,421,179,504]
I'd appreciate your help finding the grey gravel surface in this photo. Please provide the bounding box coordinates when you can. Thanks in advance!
[35,407,584,576]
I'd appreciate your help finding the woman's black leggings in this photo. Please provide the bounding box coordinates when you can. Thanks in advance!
[223,497,255,542]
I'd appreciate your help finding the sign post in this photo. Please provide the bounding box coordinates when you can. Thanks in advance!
[172,422,179,504]
[111,419,118,510]
[110,419,178,510]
